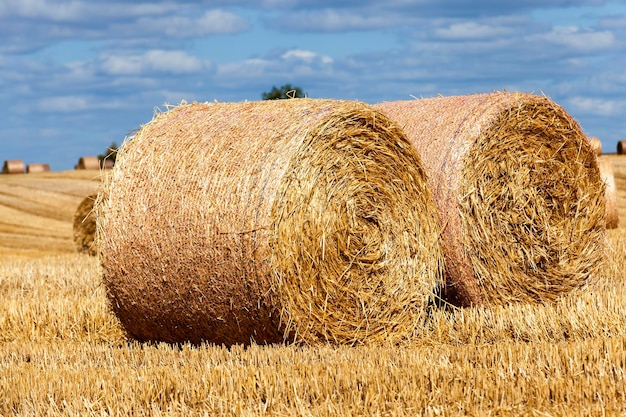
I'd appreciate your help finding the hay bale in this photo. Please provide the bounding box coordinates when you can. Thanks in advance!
[588,136,602,156]
[597,156,619,229]
[376,92,607,306]
[2,160,24,174]
[74,193,99,256]
[76,156,100,170]
[618,140,626,155]
[26,163,51,173]
[97,99,444,346]
[100,158,114,169]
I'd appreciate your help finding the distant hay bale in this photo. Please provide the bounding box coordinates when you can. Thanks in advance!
[597,156,619,229]
[76,156,100,170]
[2,160,25,174]
[73,193,98,256]
[618,140,626,155]
[376,92,607,307]
[97,99,444,346]
[26,163,51,173]
[100,158,114,169]
[588,136,602,156]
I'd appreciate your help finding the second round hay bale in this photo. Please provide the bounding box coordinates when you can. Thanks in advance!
[618,140,626,155]
[376,92,607,307]
[73,193,98,256]
[597,156,619,229]
[97,99,444,346]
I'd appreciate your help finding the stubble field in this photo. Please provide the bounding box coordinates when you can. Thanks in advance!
[1,157,625,416]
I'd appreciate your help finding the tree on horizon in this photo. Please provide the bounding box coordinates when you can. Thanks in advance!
[262,84,306,100]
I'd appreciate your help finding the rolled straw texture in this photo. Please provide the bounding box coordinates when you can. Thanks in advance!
[597,156,619,229]
[2,160,24,174]
[76,156,100,170]
[618,140,626,155]
[588,136,602,156]
[376,92,607,306]
[74,193,98,256]
[97,99,443,346]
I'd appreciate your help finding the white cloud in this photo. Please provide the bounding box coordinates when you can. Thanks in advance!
[35,95,127,112]
[537,26,615,52]
[101,50,212,75]
[134,9,250,38]
[435,21,515,40]
[567,96,624,116]
[281,49,333,64]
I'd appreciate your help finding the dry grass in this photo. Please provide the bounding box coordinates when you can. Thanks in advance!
[0,155,625,415]
[98,99,443,346]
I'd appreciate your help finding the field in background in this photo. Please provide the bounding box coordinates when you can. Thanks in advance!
[1,157,625,416]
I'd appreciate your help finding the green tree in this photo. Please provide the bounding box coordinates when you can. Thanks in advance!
[262,84,306,100]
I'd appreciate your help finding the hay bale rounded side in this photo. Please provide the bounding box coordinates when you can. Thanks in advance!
[376,92,607,306]
[597,156,619,229]
[26,163,51,173]
[588,136,602,156]
[2,160,25,174]
[73,193,98,256]
[76,156,100,170]
[97,99,444,346]
[618,140,626,155]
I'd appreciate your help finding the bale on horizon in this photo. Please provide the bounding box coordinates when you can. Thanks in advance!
[75,156,100,170]
[618,140,626,155]
[376,92,607,307]
[2,160,25,174]
[26,163,51,173]
[97,99,444,346]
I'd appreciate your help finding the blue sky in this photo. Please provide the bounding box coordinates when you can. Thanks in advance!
[1,0,626,171]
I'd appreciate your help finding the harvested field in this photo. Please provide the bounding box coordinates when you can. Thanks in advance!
[98,99,443,346]
[376,92,606,307]
[0,156,625,415]
[73,193,98,256]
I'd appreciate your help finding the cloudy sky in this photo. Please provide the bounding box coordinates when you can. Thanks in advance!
[1,0,626,170]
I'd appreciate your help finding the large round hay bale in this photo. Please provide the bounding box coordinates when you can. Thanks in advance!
[76,156,100,170]
[2,160,24,174]
[588,136,602,156]
[618,140,626,155]
[376,92,607,307]
[597,156,619,229]
[97,99,444,346]
[73,193,98,256]
[26,163,51,173]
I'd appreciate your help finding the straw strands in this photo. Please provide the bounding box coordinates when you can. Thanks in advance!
[2,160,25,174]
[73,193,99,256]
[97,99,443,346]
[597,156,619,229]
[376,92,607,306]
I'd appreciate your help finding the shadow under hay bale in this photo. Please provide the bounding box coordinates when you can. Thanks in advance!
[2,160,25,174]
[26,163,51,173]
[597,156,619,229]
[74,193,98,256]
[376,92,607,307]
[97,99,444,346]
[75,156,100,170]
